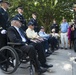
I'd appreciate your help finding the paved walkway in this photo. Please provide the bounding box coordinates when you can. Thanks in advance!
[0,48,76,75]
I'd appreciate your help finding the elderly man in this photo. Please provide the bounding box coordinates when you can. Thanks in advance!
[7,17,48,74]
[7,17,54,74]
[26,22,52,55]
[39,26,58,51]
[26,21,53,66]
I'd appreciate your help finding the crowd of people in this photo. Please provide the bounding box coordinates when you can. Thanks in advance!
[0,1,54,74]
[0,0,76,74]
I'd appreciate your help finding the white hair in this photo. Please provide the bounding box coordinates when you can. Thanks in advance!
[11,20,17,26]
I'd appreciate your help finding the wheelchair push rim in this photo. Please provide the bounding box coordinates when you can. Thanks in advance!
[0,46,19,74]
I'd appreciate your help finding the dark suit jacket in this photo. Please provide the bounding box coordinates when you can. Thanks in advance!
[7,26,30,45]
[0,7,9,30]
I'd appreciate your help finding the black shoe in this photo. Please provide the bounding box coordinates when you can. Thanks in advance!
[55,46,59,50]
[36,67,47,74]
[51,48,54,53]
[75,59,76,62]
[69,46,71,49]
[45,53,50,57]
[61,47,63,49]
[65,48,67,50]
[74,50,76,52]
[46,51,52,54]
[41,63,53,68]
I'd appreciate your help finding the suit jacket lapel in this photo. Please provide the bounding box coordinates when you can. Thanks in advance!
[12,26,22,40]
[11,26,30,43]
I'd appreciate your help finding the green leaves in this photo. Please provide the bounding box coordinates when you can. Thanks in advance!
[8,0,75,32]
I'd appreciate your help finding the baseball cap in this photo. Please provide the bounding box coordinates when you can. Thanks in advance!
[27,21,34,26]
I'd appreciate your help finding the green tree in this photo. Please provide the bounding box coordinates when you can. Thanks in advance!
[7,0,75,32]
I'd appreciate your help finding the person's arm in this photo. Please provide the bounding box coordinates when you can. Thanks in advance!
[39,31,49,38]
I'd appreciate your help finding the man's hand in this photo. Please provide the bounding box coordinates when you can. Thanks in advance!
[37,37,44,41]
[31,39,38,43]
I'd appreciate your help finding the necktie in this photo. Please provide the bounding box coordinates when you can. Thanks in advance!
[19,28,24,37]
[19,28,26,42]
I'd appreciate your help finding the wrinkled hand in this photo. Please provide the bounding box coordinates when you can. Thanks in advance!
[31,39,38,43]
[1,29,7,34]
[38,37,44,41]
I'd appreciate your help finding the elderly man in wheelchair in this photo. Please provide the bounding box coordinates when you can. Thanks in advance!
[0,17,53,75]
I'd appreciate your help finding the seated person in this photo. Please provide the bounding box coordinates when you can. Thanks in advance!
[7,17,53,74]
[51,28,60,49]
[39,26,50,39]
[39,26,58,51]
[51,28,60,39]
[26,22,51,54]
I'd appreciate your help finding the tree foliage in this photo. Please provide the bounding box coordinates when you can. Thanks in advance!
[7,0,76,31]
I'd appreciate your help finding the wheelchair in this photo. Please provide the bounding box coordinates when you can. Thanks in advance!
[50,36,60,50]
[56,36,60,49]
[0,42,35,75]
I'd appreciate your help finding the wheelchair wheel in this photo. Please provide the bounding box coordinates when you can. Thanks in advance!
[74,39,76,52]
[0,46,19,74]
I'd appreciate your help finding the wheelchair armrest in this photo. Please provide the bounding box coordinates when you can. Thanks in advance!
[7,42,23,45]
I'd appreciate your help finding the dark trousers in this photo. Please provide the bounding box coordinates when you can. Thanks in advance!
[30,42,46,64]
[19,45,40,70]
[43,39,49,50]
[0,34,7,48]
[70,38,74,49]
[16,42,46,69]
[48,36,57,50]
